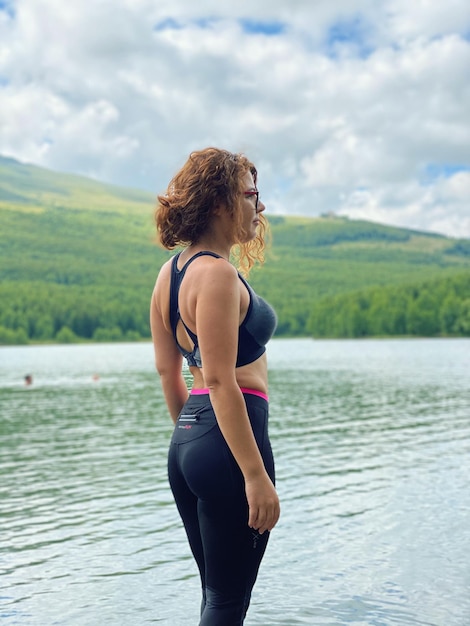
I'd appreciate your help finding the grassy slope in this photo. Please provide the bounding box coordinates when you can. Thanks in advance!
[1,155,469,337]
[0,156,168,288]
[249,217,469,319]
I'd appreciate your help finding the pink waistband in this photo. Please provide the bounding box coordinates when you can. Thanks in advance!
[190,387,268,402]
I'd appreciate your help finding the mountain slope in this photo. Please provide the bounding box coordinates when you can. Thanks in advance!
[0,156,469,342]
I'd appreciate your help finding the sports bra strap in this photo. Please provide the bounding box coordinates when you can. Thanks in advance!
[169,249,276,368]
[177,250,222,272]
[169,251,223,346]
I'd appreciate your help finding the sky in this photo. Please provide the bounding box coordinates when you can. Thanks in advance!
[1,0,469,238]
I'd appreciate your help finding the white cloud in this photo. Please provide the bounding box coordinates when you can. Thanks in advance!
[338,172,470,239]
[0,0,469,237]
[387,0,470,42]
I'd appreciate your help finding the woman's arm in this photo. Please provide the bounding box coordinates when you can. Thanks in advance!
[194,259,280,534]
[150,284,188,424]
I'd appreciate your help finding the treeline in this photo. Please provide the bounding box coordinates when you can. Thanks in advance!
[0,282,151,345]
[2,156,470,345]
[1,272,469,345]
[307,272,470,338]
[268,214,420,247]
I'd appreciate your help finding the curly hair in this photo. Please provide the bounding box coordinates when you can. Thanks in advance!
[155,147,267,275]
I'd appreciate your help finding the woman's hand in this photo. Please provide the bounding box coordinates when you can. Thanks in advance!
[245,473,280,534]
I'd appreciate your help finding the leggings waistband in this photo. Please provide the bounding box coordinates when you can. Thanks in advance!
[190,387,268,402]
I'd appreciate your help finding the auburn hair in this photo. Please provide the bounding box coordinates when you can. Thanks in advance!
[155,147,267,275]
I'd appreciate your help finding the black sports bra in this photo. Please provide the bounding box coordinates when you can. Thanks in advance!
[169,251,277,368]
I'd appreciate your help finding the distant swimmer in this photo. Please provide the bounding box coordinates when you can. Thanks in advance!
[24,374,33,386]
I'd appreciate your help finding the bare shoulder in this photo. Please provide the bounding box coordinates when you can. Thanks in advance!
[157,257,173,282]
[188,255,239,294]
[155,257,173,284]
[189,254,237,280]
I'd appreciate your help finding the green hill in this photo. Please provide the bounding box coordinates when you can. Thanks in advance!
[0,155,469,343]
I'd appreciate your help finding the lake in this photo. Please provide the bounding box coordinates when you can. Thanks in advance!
[1,339,469,626]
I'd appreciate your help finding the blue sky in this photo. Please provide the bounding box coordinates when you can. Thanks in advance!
[239,19,286,36]
[325,15,375,58]
[423,163,470,183]
[0,0,469,237]
[0,1,15,19]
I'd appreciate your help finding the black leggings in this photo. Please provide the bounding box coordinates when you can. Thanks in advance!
[168,390,275,626]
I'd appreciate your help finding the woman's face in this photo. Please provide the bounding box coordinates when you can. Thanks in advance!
[239,170,265,242]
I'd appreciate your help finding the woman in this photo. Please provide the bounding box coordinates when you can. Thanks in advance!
[150,147,280,625]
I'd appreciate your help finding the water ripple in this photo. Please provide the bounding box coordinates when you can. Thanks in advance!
[1,340,469,625]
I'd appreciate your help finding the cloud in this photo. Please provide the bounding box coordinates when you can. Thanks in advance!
[0,0,469,237]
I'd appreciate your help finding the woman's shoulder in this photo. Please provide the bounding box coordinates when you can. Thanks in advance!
[178,255,238,306]
[152,257,175,305]
[154,257,173,283]
[189,253,238,283]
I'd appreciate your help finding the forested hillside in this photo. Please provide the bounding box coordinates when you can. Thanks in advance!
[1,155,469,343]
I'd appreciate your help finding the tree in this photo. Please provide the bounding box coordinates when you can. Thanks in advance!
[33,315,54,340]
[455,299,470,335]
[0,325,28,345]
[55,326,78,343]
[439,293,460,335]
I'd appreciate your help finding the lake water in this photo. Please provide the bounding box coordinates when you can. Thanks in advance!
[1,339,469,626]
